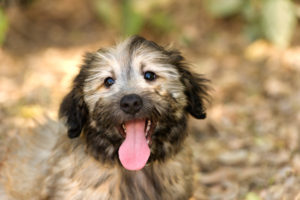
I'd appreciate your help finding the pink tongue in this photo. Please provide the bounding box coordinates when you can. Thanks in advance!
[118,120,150,171]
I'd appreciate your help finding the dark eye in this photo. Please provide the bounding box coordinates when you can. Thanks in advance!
[104,77,115,88]
[144,71,156,81]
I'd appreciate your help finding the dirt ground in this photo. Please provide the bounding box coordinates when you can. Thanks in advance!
[1,1,300,199]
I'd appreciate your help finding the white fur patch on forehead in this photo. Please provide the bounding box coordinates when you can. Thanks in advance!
[132,53,179,79]
[89,37,134,75]
[83,40,131,86]
[130,44,180,80]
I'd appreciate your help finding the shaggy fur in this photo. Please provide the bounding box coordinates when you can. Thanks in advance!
[0,36,209,200]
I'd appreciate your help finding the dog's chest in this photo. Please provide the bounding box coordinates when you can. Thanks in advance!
[42,140,193,200]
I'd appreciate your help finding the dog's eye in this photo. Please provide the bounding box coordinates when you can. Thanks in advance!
[104,77,115,88]
[144,71,156,81]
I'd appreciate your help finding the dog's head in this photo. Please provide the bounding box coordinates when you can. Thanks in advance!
[59,36,209,170]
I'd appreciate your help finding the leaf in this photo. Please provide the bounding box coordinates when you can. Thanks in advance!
[19,105,43,118]
[0,8,8,45]
[262,0,297,48]
[245,192,262,200]
[244,40,271,61]
[204,0,244,18]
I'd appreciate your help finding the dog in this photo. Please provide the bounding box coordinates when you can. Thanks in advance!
[0,36,209,200]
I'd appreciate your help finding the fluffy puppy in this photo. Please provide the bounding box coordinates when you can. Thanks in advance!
[0,36,209,200]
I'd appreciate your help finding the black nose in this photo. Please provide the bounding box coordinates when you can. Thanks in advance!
[120,94,143,115]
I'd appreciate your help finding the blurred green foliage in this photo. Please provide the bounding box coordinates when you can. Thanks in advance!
[0,7,8,46]
[121,0,144,36]
[94,0,174,36]
[245,192,262,200]
[203,0,297,48]
[262,0,296,48]
[204,0,244,17]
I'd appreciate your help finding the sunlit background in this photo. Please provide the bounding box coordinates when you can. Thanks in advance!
[1,0,300,199]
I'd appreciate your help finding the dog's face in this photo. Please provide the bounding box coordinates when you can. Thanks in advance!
[59,36,208,170]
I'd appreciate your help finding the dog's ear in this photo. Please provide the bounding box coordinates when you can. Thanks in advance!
[181,68,209,119]
[59,88,88,138]
[59,52,94,138]
[169,51,209,119]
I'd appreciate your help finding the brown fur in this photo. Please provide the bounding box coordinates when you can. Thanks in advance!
[0,36,209,200]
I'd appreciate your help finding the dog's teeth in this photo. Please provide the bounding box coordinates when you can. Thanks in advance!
[122,124,126,132]
[146,121,151,134]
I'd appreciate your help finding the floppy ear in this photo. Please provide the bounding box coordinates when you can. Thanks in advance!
[165,49,209,119]
[178,65,209,119]
[59,88,88,138]
[59,52,95,138]
[183,70,208,119]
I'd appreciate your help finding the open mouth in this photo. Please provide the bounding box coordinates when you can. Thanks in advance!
[117,119,156,171]
[119,119,155,145]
